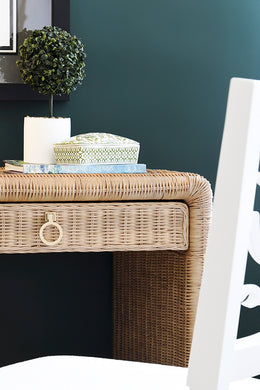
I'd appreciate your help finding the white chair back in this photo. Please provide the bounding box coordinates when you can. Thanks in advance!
[187,78,260,390]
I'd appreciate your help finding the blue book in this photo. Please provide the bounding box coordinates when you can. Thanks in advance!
[4,160,146,174]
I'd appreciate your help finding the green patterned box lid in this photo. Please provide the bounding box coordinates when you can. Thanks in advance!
[54,133,139,147]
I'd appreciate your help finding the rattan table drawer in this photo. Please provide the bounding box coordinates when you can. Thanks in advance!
[0,201,189,253]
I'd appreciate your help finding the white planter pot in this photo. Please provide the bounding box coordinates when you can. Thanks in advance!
[24,117,71,164]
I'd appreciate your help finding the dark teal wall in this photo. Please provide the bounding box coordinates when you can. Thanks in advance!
[0,0,259,362]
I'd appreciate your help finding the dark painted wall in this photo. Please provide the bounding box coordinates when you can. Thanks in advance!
[0,0,259,365]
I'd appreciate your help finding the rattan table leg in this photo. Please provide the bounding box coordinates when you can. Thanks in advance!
[112,172,212,366]
[113,249,201,367]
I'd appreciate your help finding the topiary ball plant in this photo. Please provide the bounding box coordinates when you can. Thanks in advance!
[17,26,86,117]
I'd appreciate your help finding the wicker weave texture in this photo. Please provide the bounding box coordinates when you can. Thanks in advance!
[0,169,210,203]
[0,202,188,253]
[113,251,191,366]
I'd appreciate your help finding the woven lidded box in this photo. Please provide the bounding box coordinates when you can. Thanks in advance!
[53,133,140,164]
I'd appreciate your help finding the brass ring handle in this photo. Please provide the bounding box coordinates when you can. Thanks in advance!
[39,212,63,246]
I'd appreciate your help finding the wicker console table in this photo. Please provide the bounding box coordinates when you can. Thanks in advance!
[0,169,212,367]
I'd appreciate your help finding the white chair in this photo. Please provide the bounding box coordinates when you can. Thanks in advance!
[0,78,259,389]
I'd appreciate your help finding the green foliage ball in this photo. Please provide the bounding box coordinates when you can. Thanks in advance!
[17,26,86,96]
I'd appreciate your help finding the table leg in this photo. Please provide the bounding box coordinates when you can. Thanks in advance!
[113,249,202,367]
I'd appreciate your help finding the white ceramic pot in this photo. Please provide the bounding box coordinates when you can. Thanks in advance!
[23,117,71,164]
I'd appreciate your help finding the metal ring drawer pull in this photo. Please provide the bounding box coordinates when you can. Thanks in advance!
[39,212,63,246]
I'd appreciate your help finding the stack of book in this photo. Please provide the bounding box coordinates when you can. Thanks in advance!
[3,160,146,174]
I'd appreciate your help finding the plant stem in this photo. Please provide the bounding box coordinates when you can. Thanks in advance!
[49,94,54,118]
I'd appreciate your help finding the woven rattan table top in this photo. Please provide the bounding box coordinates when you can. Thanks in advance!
[0,168,212,203]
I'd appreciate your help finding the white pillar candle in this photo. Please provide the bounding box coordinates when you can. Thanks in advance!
[24,117,71,164]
